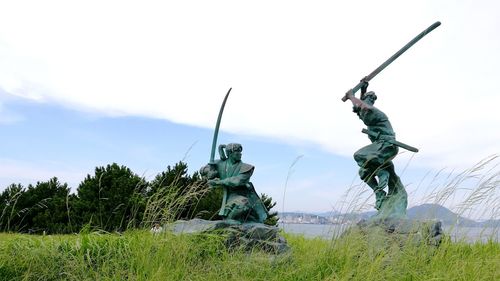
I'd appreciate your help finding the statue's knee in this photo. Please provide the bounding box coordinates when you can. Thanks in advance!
[359,168,371,181]
[353,154,359,161]
[353,153,364,164]
[377,169,389,183]
[227,204,250,219]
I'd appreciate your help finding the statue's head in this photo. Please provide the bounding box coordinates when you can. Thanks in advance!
[226,143,243,162]
[361,91,377,105]
[219,143,243,162]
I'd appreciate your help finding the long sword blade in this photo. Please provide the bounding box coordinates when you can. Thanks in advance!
[343,21,441,101]
[210,88,232,163]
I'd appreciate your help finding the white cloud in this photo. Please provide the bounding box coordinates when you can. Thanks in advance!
[0,107,23,125]
[0,1,498,170]
[0,90,24,124]
[0,158,84,189]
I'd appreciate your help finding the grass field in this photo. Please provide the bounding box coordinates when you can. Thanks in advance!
[1,156,498,280]
[0,228,499,281]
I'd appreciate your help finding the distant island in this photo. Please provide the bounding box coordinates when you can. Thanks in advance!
[279,203,500,227]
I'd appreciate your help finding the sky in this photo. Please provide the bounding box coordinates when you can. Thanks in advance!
[0,1,499,216]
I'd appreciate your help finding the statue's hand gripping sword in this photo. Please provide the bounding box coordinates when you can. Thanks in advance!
[342,21,441,102]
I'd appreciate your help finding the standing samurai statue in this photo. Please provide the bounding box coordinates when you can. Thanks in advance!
[344,81,408,218]
[341,22,439,218]
[200,143,268,223]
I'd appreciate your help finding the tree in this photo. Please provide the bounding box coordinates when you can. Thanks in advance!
[22,178,73,234]
[146,162,279,225]
[0,161,279,234]
[0,179,74,233]
[0,184,25,232]
[147,162,198,195]
[261,193,279,226]
[145,161,222,223]
[75,163,147,232]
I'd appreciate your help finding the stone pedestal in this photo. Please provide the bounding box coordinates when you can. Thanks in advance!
[166,218,290,254]
[352,217,444,247]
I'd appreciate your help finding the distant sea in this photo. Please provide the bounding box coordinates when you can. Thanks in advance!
[280,223,500,243]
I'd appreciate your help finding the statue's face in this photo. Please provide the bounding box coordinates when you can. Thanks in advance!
[228,146,242,162]
[362,96,375,106]
[362,92,376,105]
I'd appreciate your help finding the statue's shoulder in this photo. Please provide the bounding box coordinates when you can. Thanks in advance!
[367,105,386,115]
[361,106,388,122]
[371,106,389,120]
[240,162,255,174]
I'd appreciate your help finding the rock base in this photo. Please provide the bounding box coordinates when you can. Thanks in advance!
[166,218,290,254]
[351,217,444,247]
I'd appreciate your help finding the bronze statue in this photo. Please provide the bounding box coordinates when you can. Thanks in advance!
[201,143,268,223]
[200,88,268,223]
[341,22,441,217]
[344,82,408,216]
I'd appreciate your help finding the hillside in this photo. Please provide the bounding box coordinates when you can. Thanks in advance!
[406,203,477,226]
[280,204,498,226]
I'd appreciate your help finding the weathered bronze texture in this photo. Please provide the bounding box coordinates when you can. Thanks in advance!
[200,90,268,223]
[344,84,412,218]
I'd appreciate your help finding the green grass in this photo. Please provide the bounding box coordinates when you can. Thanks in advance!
[1,155,498,280]
[0,230,499,281]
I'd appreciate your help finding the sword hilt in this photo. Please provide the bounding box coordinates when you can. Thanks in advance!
[341,79,367,102]
[342,88,357,102]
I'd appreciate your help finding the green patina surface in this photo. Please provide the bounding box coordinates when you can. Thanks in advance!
[201,143,268,223]
[201,90,268,224]
[345,83,408,219]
